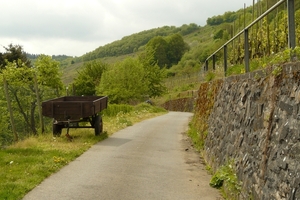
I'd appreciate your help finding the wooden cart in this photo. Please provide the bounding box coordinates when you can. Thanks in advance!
[42,96,108,136]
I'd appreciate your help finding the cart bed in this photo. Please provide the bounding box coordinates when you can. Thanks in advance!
[42,96,108,121]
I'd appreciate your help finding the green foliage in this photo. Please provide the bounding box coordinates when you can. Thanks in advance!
[134,102,166,113]
[173,83,195,93]
[116,113,133,127]
[179,23,200,35]
[269,48,296,65]
[145,33,188,68]
[97,55,166,104]
[213,29,224,40]
[97,58,147,104]
[0,48,63,144]
[0,44,31,69]
[166,33,190,66]
[187,124,205,150]
[79,24,199,63]
[207,11,238,26]
[146,36,170,68]
[205,71,216,82]
[72,60,108,96]
[102,104,134,117]
[272,65,282,76]
[209,161,239,189]
[210,161,241,198]
[80,26,180,62]
[35,55,63,91]
[103,103,166,130]
[139,49,167,98]
[226,64,245,76]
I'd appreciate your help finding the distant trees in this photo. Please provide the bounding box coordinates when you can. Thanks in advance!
[80,24,198,63]
[0,44,31,69]
[145,33,189,68]
[207,11,241,26]
[179,23,200,35]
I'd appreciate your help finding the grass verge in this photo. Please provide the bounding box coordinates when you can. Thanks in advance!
[0,103,166,200]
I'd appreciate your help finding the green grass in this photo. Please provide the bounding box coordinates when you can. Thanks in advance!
[0,104,166,200]
[187,123,205,151]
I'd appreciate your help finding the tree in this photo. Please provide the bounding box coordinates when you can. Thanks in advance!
[139,49,166,98]
[146,36,170,68]
[145,34,188,68]
[0,48,63,138]
[0,44,31,69]
[35,55,63,92]
[96,58,147,104]
[166,33,189,65]
[73,60,108,96]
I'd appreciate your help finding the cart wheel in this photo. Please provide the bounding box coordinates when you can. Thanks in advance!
[53,124,63,137]
[94,115,103,136]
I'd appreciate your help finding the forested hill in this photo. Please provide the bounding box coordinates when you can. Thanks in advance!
[78,24,199,62]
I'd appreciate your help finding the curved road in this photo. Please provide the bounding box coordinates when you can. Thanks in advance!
[23,112,222,200]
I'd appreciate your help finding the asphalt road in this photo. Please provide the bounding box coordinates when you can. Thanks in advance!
[23,112,222,200]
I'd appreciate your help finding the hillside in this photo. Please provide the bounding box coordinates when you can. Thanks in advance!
[28,0,299,85]
[59,23,223,85]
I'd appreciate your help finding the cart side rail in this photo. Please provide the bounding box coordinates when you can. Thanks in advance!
[93,96,108,114]
[42,96,108,120]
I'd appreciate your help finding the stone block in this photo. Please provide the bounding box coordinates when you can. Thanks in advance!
[279,101,293,115]
[279,126,290,142]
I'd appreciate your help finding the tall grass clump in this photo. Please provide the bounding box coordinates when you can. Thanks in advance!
[134,102,166,113]
[102,104,133,117]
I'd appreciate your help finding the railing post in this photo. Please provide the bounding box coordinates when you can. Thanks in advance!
[205,60,208,71]
[213,54,216,70]
[244,29,250,73]
[287,0,296,49]
[224,45,228,76]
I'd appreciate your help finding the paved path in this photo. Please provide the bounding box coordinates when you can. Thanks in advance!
[23,112,222,200]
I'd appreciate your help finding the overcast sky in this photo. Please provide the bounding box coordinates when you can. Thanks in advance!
[0,0,254,57]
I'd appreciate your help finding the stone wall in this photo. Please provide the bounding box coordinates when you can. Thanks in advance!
[162,97,195,112]
[202,63,300,199]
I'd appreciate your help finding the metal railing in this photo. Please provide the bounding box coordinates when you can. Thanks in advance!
[204,0,296,76]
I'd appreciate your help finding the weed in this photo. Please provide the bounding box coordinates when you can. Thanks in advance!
[187,123,205,150]
[205,165,213,174]
[226,64,244,76]
[209,160,241,198]
[272,65,282,77]
[205,71,216,82]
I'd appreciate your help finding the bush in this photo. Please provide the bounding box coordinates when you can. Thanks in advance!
[210,160,241,197]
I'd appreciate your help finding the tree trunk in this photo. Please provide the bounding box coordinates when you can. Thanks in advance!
[11,88,37,135]
[3,78,18,142]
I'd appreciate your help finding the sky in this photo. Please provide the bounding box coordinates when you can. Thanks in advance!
[0,0,254,57]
